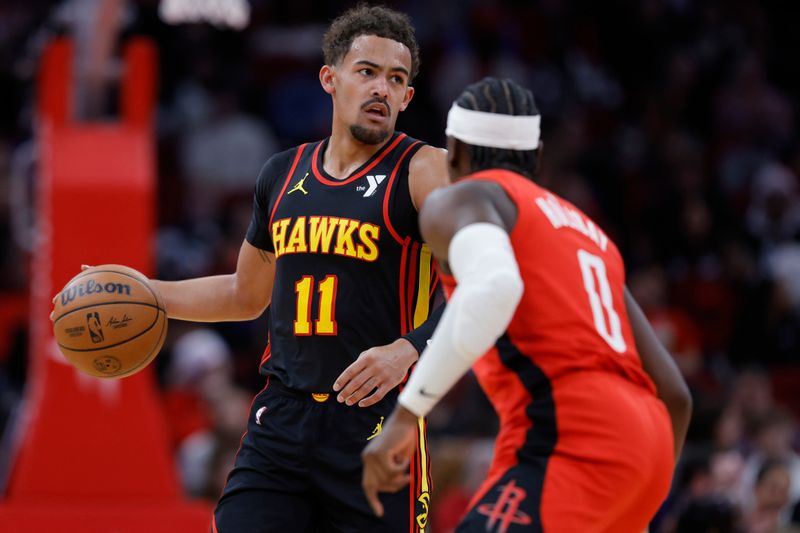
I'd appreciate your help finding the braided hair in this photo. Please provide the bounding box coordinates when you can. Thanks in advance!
[453,77,540,179]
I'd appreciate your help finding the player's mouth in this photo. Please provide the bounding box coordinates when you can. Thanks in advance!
[362,100,390,123]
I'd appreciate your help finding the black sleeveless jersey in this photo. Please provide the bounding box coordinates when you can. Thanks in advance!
[246,132,440,392]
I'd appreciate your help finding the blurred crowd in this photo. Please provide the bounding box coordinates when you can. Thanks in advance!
[1,1,800,531]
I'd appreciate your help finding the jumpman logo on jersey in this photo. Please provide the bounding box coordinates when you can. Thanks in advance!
[366,416,385,441]
[476,479,532,532]
[287,173,309,195]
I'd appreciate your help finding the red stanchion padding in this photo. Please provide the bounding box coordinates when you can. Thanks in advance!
[123,39,157,129]
[0,38,211,532]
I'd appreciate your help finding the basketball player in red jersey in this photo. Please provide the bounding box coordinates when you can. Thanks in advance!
[59,6,446,532]
[362,77,693,532]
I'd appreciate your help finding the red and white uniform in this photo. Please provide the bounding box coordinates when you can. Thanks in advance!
[446,169,674,533]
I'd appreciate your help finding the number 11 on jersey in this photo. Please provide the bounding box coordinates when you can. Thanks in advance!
[294,275,338,336]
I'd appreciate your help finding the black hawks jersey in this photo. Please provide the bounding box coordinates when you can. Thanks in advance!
[246,132,440,392]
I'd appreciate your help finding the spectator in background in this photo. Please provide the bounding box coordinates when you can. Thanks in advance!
[675,498,741,533]
[179,85,278,219]
[747,162,800,249]
[744,460,794,533]
[739,410,800,513]
[162,327,249,499]
[177,380,249,500]
[715,53,793,156]
[715,406,747,454]
[728,369,776,438]
[667,454,742,533]
[629,265,704,384]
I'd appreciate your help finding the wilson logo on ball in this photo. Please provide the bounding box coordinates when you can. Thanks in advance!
[60,279,132,306]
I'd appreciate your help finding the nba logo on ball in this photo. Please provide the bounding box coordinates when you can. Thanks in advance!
[86,312,104,343]
[52,265,167,378]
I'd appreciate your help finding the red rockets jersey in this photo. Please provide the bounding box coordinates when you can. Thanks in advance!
[442,169,657,401]
[440,169,670,531]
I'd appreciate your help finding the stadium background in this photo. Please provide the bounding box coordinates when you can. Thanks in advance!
[1,0,799,531]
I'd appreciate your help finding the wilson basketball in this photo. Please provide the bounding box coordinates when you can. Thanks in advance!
[52,264,167,378]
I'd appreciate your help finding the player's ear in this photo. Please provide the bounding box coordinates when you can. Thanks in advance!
[320,65,335,95]
[447,137,464,170]
[533,141,544,177]
[399,85,414,112]
[446,138,471,179]
[445,136,466,180]
[446,137,458,170]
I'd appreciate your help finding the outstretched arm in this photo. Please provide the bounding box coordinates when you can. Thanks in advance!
[56,153,285,324]
[54,240,276,325]
[150,240,275,322]
[396,182,521,416]
[147,155,284,322]
[625,288,692,459]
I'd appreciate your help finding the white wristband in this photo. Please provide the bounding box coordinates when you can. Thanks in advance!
[399,223,524,417]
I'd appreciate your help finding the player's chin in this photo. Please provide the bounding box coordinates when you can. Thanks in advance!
[350,124,391,145]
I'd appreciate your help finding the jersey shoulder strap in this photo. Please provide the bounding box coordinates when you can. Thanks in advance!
[384,134,426,243]
[245,144,310,252]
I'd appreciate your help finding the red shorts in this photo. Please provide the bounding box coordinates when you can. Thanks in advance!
[458,371,674,533]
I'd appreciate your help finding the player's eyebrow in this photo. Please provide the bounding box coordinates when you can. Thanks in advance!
[354,60,409,78]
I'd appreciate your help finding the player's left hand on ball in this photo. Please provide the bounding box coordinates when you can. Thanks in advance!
[50,265,94,321]
[361,406,417,516]
[333,338,418,407]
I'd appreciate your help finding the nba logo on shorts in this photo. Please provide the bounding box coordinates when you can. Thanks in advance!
[86,312,104,343]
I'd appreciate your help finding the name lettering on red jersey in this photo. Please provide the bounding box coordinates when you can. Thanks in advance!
[272,216,381,261]
[535,193,609,251]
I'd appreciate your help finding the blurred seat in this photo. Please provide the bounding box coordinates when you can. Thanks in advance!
[770,365,800,419]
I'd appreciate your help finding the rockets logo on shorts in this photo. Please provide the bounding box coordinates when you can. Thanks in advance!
[476,480,532,533]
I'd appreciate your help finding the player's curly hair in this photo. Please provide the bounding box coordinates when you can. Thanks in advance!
[454,77,541,179]
[323,4,420,82]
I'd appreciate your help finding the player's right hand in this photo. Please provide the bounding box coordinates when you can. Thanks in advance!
[333,338,418,407]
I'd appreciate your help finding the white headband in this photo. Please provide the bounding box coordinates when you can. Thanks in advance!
[445,104,541,150]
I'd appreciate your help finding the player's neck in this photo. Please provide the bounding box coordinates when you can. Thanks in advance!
[324,124,392,180]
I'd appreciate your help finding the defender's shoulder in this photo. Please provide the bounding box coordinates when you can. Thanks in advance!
[410,144,447,168]
[408,144,449,210]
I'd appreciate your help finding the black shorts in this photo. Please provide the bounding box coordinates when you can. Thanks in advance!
[212,377,432,533]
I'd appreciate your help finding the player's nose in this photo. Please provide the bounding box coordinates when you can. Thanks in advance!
[371,77,389,99]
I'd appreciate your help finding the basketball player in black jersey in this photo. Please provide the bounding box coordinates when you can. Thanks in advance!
[83,6,446,533]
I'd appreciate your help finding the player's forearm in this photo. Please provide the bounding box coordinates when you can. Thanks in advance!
[624,288,692,459]
[400,224,523,417]
[665,388,692,459]
[401,303,444,355]
[150,275,269,322]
